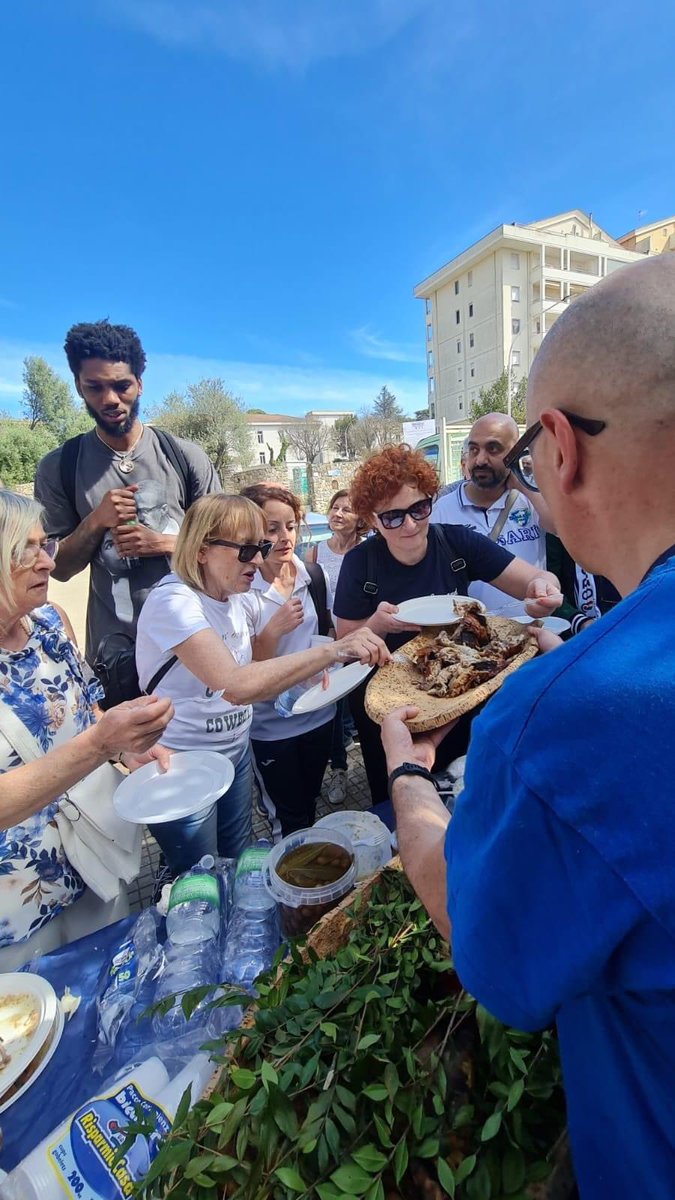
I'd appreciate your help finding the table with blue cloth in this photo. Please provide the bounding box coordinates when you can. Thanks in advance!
[2,916,143,1173]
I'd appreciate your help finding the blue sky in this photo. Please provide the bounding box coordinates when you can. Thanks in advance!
[1,0,673,418]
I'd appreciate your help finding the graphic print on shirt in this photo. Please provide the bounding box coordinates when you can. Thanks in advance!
[99,480,181,623]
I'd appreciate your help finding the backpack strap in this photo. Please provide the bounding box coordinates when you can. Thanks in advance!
[305,561,331,637]
[59,434,85,516]
[431,525,467,574]
[144,654,179,696]
[363,535,379,599]
[152,428,194,510]
[488,490,519,543]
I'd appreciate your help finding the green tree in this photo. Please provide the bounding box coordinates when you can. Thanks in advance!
[152,379,254,476]
[332,414,358,459]
[414,407,430,420]
[372,384,405,422]
[470,370,527,424]
[22,356,92,442]
[0,419,59,486]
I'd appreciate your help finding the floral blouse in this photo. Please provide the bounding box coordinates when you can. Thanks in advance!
[0,605,104,948]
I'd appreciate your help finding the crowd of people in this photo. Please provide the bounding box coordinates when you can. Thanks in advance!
[1,254,673,1195]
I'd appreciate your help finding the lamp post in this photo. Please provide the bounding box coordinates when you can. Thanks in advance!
[507,294,570,417]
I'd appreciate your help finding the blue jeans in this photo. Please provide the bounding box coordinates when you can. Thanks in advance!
[149,750,253,876]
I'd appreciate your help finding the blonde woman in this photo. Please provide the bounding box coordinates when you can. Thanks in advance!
[0,490,173,969]
[135,495,388,872]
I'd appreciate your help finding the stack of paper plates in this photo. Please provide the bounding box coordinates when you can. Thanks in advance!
[0,973,64,1112]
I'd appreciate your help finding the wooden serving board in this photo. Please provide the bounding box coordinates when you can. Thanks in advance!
[365,616,539,732]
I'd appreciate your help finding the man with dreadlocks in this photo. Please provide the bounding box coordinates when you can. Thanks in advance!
[35,320,221,668]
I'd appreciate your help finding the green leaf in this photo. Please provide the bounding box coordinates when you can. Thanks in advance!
[325,1116,341,1159]
[356,1033,381,1051]
[526,1160,552,1183]
[506,1079,525,1112]
[204,1101,234,1127]
[316,1185,342,1200]
[436,1157,456,1197]
[274,1166,306,1192]
[373,1113,393,1148]
[393,1140,409,1185]
[362,1084,388,1101]
[261,1060,279,1089]
[502,1147,526,1193]
[455,1154,477,1183]
[384,1062,400,1101]
[452,1104,475,1129]
[321,1021,339,1040]
[184,1155,216,1179]
[481,1111,503,1141]
[353,1144,388,1173]
[416,1137,440,1159]
[230,1067,257,1091]
[330,1164,375,1194]
[466,1159,492,1200]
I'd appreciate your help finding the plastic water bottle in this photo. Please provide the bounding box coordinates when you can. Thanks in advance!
[274,682,307,718]
[222,841,280,990]
[152,940,220,1040]
[165,854,221,945]
[233,840,275,909]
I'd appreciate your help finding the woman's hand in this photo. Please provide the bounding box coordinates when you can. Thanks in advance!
[266,598,305,638]
[529,626,564,655]
[369,601,421,637]
[332,626,390,666]
[92,695,174,759]
[122,745,173,774]
[523,576,564,618]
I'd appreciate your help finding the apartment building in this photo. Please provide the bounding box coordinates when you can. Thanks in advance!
[619,215,675,255]
[245,409,354,467]
[414,210,647,424]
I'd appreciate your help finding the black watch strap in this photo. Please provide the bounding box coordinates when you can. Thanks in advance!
[388,762,439,799]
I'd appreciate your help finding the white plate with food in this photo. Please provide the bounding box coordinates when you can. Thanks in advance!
[391,595,486,626]
[113,751,235,824]
[511,615,571,634]
[291,662,375,715]
[0,974,60,1104]
[0,999,64,1113]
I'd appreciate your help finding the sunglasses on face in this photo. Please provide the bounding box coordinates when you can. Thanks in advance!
[375,496,433,530]
[504,411,606,492]
[206,538,273,563]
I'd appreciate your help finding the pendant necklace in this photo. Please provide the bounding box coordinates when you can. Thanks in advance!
[96,424,144,475]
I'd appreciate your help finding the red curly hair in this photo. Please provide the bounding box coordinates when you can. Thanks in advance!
[349,444,439,521]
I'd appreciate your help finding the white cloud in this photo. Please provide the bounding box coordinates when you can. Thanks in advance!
[349,326,424,364]
[101,0,434,71]
[0,338,426,418]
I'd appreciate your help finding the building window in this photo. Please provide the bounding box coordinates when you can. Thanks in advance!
[511,286,520,302]
[470,365,475,378]
[259,452,266,464]
[256,430,264,444]
[457,367,463,384]
[457,340,461,354]
[425,298,432,315]
[459,400,463,411]
[427,324,433,342]
[511,252,520,269]
[429,376,435,394]
[454,280,459,295]
[429,402,435,418]
[468,270,473,287]
[427,350,434,368]
[512,318,521,335]
[468,303,474,318]
[535,319,541,334]
[469,332,475,348]
[512,350,521,367]
[455,310,461,324]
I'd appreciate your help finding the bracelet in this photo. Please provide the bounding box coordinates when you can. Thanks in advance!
[110,750,126,766]
[388,762,440,799]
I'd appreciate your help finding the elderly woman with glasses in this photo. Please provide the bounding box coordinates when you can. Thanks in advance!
[0,490,174,969]
[333,445,562,807]
[135,494,387,871]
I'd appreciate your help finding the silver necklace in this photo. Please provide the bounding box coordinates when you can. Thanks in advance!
[96,424,144,475]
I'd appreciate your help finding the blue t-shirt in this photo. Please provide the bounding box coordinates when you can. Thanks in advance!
[333,525,513,649]
[446,556,675,1198]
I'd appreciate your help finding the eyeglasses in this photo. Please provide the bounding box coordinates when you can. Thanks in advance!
[375,497,433,530]
[206,538,273,563]
[15,537,59,568]
[504,411,607,492]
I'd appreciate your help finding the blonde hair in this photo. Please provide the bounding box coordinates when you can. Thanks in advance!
[172,495,265,592]
[0,490,45,609]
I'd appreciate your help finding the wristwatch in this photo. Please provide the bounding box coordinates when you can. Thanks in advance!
[388,762,440,799]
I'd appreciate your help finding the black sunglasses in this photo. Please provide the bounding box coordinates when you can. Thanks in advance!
[375,496,433,530]
[206,538,273,563]
[504,411,606,492]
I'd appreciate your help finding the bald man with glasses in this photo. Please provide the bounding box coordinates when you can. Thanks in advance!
[381,255,675,1200]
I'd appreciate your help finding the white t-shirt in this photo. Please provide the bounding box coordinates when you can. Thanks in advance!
[240,556,336,742]
[431,483,545,617]
[135,573,252,761]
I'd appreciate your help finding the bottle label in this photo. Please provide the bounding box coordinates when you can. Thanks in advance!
[168,873,220,912]
[47,1082,172,1200]
[235,846,269,879]
[107,938,137,992]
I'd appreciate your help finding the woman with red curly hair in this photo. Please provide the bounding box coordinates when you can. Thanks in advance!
[334,444,562,805]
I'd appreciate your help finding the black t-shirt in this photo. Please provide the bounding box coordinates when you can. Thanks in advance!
[333,524,514,649]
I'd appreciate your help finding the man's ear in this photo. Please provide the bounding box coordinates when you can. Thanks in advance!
[540,410,580,495]
[136,377,144,398]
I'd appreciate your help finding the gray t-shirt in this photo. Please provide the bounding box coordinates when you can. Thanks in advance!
[35,427,221,661]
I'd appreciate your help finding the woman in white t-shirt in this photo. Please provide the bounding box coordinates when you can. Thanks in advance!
[136,495,388,873]
[239,485,344,837]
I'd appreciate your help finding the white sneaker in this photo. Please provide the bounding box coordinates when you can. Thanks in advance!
[326,769,348,807]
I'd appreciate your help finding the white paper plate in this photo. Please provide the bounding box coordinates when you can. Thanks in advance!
[0,974,59,1102]
[113,751,235,824]
[512,615,571,634]
[391,594,486,626]
[291,662,375,715]
[0,1000,64,1113]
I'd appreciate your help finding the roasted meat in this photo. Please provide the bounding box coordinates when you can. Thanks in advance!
[410,615,528,699]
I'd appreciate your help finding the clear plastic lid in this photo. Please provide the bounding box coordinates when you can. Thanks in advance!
[264,827,356,909]
[315,810,392,849]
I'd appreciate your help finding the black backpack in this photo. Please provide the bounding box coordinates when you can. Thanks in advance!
[58,426,197,515]
[305,560,331,636]
[361,526,467,606]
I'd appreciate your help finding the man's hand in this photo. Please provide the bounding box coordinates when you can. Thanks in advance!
[266,598,304,638]
[369,601,421,637]
[92,695,174,758]
[94,486,138,530]
[112,524,175,558]
[524,576,564,618]
[123,744,173,774]
[381,705,457,774]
